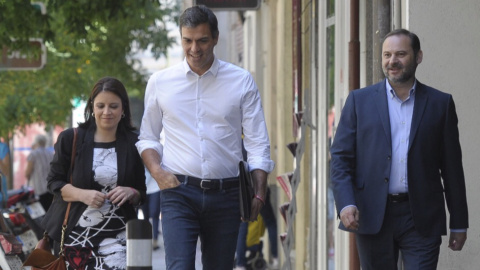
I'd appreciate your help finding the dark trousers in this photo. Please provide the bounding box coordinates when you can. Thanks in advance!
[161,183,241,270]
[235,188,278,267]
[356,200,442,270]
[260,189,278,258]
[235,221,249,266]
[141,191,161,240]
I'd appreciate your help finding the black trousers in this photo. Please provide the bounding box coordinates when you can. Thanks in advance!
[356,200,442,270]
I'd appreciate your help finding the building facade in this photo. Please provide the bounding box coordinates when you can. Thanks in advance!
[189,0,480,269]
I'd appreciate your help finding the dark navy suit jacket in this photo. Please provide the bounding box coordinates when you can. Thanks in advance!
[330,79,468,237]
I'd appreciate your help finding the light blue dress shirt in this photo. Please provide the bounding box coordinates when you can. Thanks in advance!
[386,80,415,194]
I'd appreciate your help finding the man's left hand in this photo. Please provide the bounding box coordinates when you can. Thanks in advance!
[243,169,268,222]
[243,197,263,222]
[448,231,467,251]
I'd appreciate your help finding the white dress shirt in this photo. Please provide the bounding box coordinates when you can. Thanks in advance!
[136,57,274,179]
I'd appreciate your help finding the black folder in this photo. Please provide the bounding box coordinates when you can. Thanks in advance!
[239,160,254,220]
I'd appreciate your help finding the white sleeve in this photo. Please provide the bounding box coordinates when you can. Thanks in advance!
[136,75,164,157]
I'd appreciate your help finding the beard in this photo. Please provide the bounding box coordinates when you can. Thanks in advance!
[383,62,417,84]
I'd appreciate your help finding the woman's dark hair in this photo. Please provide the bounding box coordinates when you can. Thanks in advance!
[78,77,136,131]
[179,5,219,39]
[383,29,421,59]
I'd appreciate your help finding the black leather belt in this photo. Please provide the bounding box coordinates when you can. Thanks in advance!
[388,193,409,203]
[175,174,239,190]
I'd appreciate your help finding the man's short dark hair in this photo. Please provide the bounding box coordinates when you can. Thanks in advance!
[383,29,421,59]
[179,5,219,39]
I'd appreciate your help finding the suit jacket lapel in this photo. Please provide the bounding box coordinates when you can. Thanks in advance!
[375,80,392,147]
[408,81,428,151]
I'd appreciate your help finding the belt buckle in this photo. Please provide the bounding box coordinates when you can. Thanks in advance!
[200,179,212,189]
[389,193,406,203]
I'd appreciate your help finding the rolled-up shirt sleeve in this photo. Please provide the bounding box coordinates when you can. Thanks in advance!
[242,75,275,174]
[136,75,164,157]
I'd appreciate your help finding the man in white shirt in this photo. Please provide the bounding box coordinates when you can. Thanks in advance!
[136,5,274,270]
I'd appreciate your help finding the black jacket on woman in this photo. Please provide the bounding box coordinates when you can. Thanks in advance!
[41,125,146,243]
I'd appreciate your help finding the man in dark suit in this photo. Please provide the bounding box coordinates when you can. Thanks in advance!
[330,29,468,269]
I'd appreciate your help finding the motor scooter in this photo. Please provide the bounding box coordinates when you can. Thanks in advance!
[0,186,46,270]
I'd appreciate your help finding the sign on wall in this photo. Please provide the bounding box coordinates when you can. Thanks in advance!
[0,39,47,71]
[193,0,260,10]
[0,3,47,71]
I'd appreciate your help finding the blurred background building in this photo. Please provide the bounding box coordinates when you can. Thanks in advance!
[189,1,480,269]
[6,1,480,269]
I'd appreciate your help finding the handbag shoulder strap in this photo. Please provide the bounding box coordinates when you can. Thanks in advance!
[63,128,78,226]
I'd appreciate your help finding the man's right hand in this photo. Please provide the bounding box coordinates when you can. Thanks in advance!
[151,169,181,190]
[340,205,360,230]
[141,149,180,190]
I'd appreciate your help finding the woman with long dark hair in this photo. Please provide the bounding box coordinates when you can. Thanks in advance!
[42,77,146,269]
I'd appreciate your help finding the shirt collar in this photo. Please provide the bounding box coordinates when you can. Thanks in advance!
[385,79,417,99]
[182,56,219,77]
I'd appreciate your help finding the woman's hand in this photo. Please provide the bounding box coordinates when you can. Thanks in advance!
[61,184,106,208]
[107,186,139,207]
[81,190,107,208]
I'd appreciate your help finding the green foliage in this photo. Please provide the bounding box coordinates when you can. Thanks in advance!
[0,0,53,52]
[0,0,180,139]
